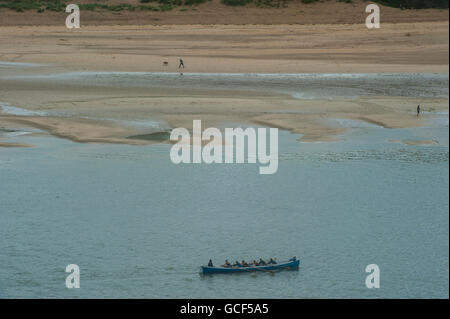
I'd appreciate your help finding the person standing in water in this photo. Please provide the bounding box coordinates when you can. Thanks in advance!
[178,57,184,69]
[417,104,421,116]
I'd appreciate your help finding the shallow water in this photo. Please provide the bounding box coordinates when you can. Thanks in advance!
[0,62,44,68]
[0,103,47,117]
[7,72,449,99]
[0,124,448,298]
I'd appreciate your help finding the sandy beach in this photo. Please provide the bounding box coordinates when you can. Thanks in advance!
[0,10,448,146]
[0,21,448,74]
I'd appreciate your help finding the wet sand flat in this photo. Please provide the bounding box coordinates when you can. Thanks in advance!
[0,73,448,145]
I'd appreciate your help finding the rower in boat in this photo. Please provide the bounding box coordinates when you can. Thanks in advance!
[222,260,231,267]
[233,260,242,267]
[289,256,297,262]
[208,259,213,267]
[241,260,249,267]
[258,258,267,266]
[251,260,258,266]
[268,258,277,265]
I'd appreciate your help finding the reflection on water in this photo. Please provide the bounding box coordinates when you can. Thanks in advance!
[127,132,171,142]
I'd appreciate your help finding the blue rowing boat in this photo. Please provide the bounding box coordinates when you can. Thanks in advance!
[201,259,300,274]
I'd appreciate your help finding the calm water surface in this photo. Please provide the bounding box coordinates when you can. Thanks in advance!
[0,124,448,298]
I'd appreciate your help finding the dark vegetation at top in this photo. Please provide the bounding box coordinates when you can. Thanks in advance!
[372,0,448,9]
[0,0,447,13]
[301,0,448,7]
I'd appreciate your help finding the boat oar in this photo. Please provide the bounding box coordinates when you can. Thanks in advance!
[246,267,275,274]
[257,265,292,273]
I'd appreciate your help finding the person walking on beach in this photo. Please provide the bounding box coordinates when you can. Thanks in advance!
[178,57,184,69]
[417,104,421,116]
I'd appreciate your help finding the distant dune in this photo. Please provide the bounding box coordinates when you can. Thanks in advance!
[0,0,448,26]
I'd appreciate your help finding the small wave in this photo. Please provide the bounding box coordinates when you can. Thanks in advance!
[280,148,449,164]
